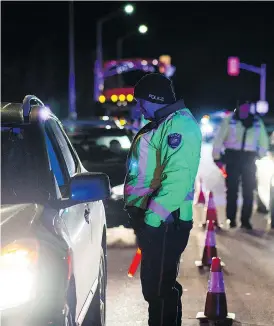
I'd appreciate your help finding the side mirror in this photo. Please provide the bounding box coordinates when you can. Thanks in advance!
[56,172,111,210]
[70,172,111,202]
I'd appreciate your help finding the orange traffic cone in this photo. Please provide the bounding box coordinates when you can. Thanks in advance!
[195,178,205,205]
[196,257,235,322]
[195,220,224,268]
[202,191,221,229]
[128,248,141,278]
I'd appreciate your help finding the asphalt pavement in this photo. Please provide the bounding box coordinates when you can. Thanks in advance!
[106,210,274,326]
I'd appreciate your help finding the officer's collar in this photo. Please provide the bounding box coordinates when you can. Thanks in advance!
[153,99,186,124]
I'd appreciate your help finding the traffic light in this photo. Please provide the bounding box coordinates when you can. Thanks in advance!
[227,57,240,76]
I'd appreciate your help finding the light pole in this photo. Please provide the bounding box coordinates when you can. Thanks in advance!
[94,4,135,102]
[117,24,148,61]
[116,25,148,87]
[68,1,76,119]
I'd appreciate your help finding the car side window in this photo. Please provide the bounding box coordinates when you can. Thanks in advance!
[47,119,78,177]
[45,132,65,187]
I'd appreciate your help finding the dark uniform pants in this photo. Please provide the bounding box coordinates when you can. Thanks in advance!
[225,153,257,224]
[136,221,192,326]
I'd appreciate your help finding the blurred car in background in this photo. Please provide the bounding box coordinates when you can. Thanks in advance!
[62,118,133,228]
[256,130,274,227]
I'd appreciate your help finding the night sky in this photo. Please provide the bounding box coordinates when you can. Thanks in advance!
[2,1,274,118]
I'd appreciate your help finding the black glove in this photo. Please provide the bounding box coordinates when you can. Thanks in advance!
[125,206,146,232]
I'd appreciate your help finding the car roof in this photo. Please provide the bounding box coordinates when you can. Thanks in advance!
[1,102,25,124]
[1,96,60,126]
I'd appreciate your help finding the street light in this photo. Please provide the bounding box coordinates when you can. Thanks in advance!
[138,24,148,34]
[96,4,135,72]
[94,4,135,102]
[116,24,148,87]
[124,4,134,14]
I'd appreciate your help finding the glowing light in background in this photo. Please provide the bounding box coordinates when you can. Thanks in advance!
[138,24,148,34]
[119,94,126,101]
[111,95,118,102]
[159,55,171,65]
[127,94,134,102]
[124,4,134,14]
[256,100,269,114]
[201,115,210,124]
[98,95,106,103]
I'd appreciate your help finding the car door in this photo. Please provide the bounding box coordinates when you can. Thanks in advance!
[44,118,99,318]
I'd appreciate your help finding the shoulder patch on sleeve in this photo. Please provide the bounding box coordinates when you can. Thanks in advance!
[167,133,182,149]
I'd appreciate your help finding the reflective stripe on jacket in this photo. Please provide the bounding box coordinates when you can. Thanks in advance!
[124,103,202,227]
[212,113,269,161]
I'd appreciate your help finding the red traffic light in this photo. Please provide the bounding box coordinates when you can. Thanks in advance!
[227,57,240,76]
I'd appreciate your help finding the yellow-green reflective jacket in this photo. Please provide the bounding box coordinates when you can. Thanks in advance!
[124,101,202,227]
[213,113,269,161]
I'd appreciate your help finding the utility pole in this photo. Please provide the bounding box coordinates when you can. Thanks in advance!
[69,1,77,119]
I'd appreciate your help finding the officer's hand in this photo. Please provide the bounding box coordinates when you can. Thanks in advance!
[126,206,146,232]
[128,216,145,232]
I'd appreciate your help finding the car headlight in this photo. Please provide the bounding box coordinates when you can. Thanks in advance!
[111,184,124,200]
[0,240,38,311]
[201,123,213,135]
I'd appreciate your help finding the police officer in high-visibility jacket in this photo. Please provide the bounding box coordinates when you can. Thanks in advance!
[124,73,202,326]
[212,102,269,229]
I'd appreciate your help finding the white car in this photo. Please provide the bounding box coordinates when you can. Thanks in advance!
[1,96,110,326]
[256,131,274,227]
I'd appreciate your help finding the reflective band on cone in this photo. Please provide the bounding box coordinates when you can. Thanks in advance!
[202,191,221,230]
[195,220,218,268]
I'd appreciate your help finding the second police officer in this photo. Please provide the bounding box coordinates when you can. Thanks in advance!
[212,102,269,229]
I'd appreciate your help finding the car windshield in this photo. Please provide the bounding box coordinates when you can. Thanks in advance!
[1,125,50,204]
[66,128,132,163]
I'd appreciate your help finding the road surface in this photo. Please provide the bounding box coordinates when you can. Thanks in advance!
[106,210,274,326]
[105,143,274,326]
